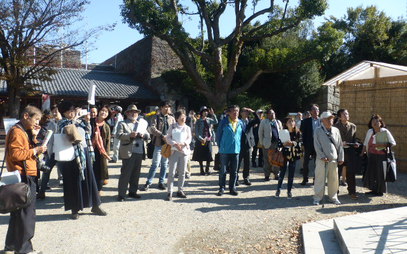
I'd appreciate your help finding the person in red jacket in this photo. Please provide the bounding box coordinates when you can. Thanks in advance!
[4,105,46,254]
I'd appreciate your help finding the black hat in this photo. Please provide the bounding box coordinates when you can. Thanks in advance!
[199,106,209,114]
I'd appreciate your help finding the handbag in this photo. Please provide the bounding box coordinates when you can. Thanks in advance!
[385,147,397,182]
[161,143,172,158]
[64,124,83,144]
[0,131,32,214]
[53,133,75,161]
[268,148,284,167]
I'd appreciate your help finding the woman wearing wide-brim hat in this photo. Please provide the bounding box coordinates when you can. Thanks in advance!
[192,106,218,175]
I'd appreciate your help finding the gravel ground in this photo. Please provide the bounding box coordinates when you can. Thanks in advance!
[1,147,406,254]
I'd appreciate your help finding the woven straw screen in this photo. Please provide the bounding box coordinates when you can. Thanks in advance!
[340,75,407,172]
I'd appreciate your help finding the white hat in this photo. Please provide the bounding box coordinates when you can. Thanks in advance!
[320,111,334,119]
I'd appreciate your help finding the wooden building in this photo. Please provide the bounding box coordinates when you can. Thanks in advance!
[323,61,407,172]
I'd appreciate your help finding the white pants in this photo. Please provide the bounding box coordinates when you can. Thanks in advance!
[167,151,188,194]
[313,160,339,202]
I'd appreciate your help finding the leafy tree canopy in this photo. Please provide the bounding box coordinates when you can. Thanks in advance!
[122,0,335,111]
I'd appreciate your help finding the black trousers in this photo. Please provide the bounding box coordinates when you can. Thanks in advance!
[5,175,36,254]
[251,146,263,165]
[302,148,316,180]
[118,153,143,197]
[238,148,251,179]
[338,148,357,194]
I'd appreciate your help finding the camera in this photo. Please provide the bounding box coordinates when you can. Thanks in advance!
[37,159,51,173]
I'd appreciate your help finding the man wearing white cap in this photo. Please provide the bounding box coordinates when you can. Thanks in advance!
[313,111,344,205]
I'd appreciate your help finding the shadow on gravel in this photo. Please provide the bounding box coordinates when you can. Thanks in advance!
[174,193,317,213]
[316,203,407,214]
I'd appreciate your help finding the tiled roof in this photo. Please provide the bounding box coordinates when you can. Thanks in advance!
[0,68,158,100]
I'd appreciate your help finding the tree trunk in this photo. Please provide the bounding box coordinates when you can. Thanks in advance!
[206,91,228,113]
[7,85,21,118]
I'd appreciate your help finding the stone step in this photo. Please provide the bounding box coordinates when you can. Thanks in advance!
[302,219,342,254]
[333,206,407,254]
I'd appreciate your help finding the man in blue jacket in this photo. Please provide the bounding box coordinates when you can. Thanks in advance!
[216,105,245,196]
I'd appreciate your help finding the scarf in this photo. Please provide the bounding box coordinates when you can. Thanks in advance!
[58,118,95,181]
[93,121,111,160]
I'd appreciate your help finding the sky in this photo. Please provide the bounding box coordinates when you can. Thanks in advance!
[81,0,406,64]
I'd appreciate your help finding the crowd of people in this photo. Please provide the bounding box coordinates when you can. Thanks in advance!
[3,101,396,254]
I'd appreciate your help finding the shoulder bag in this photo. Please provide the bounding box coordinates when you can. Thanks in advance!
[53,133,75,161]
[385,146,397,182]
[268,148,284,167]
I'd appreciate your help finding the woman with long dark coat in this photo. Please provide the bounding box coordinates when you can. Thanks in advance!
[91,105,111,192]
[192,106,218,175]
[57,101,107,219]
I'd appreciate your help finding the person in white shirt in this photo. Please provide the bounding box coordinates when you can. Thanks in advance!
[165,110,192,201]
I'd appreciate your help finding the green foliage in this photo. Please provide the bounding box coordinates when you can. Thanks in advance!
[246,61,323,117]
[161,70,208,111]
[324,6,407,79]
[230,92,271,112]
[121,0,330,111]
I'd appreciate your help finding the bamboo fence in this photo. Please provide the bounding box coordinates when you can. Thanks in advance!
[339,75,407,172]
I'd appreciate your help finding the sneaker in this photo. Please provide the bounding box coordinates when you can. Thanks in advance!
[185,173,191,179]
[275,189,280,197]
[166,193,172,201]
[140,184,150,191]
[91,206,107,216]
[313,200,320,205]
[177,191,187,198]
[235,181,240,186]
[287,192,292,199]
[264,176,270,182]
[217,189,225,196]
[340,181,347,186]
[117,196,126,202]
[331,199,341,205]
[158,183,166,190]
[273,173,279,180]
[243,178,252,186]
[230,189,238,196]
[109,160,117,163]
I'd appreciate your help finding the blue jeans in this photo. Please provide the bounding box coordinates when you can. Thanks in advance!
[146,145,168,185]
[277,160,296,192]
[219,153,239,191]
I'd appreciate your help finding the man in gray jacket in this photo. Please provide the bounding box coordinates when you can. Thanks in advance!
[116,105,149,201]
[313,111,344,205]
